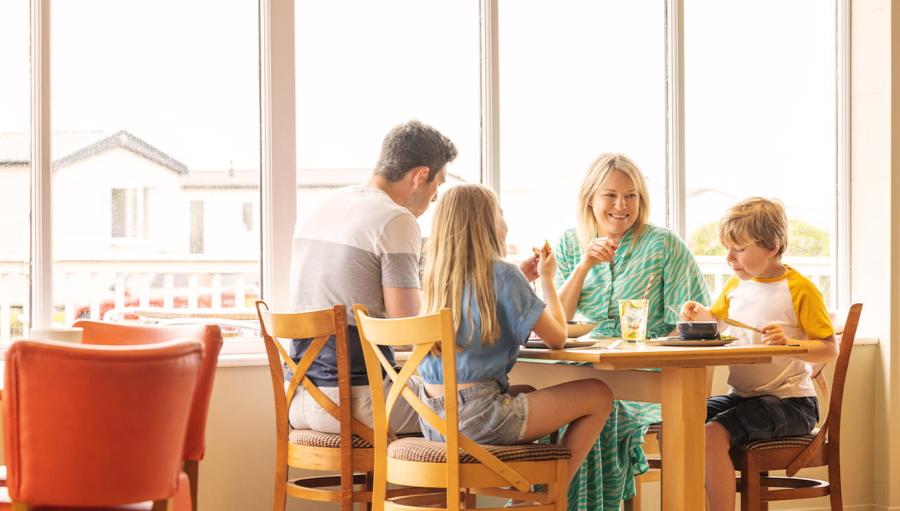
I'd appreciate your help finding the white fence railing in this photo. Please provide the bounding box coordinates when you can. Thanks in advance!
[695,255,834,308]
[0,256,834,343]
[0,258,259,343]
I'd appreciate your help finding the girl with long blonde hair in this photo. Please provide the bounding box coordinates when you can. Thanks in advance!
[417,184,613,483]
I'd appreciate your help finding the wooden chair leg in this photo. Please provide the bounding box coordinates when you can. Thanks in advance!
[550,459,568,511]
[759,471,768,511]
[739,459,761,511]
[828,460,843,510]
[623,480,641,511]
[464,489,477,509]
[272,445,287,511]
[366,472,374,511]
[183,459,199,511]
[151,499,173,511]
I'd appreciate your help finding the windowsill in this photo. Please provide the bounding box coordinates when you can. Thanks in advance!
[218,352,269,367]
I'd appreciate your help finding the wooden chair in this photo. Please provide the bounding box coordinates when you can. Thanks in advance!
[1,339,202,510]
[731,303,862,510]
[354,304,572,511]
[256,301,424,511]
[73,320,224,511]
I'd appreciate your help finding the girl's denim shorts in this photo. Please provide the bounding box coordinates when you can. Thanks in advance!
[418,381,529,445]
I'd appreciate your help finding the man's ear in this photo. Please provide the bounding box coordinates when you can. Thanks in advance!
[409,165,431,186]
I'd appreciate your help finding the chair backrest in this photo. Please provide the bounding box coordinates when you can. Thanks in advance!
[353,304,535,500]
[3,339,202,507]
[823,303,861,442]
[254,301,376,444]
[73,320,224,461]
[787,303,862,476]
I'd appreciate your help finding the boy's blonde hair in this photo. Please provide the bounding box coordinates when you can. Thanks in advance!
[719,197,788,257]
[576,153,651,250]
[422,184,503,349]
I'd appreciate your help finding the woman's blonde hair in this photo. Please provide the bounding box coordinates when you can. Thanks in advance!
[422,184,503,349]
[718,197,788,257]
[576,153,651,250]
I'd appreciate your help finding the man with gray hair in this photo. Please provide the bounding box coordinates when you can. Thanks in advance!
[288,120,457,433]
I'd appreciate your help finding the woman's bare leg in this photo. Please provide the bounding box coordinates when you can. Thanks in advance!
[508,384,536,396]
[520,379,613,482]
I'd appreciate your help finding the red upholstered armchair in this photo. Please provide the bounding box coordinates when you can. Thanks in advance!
[2,339,202,510]
[73,320,224,510]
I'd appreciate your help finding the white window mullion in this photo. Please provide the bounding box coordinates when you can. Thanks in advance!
[665,0,685,239]
[835,0,850,310]
[260,0,297,309]
[480,0,500,191]
[30,0,52,329]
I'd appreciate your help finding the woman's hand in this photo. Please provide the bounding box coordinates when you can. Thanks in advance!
[681,301,713,321]
[761,324,787,345]
[578,236,619,271]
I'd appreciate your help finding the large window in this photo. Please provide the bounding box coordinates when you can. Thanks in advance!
[684,0,838,306]
[498,1,667,258]
[50,0,261,324]
[294,0,482,236]
[11,0,845,346]
[0,0,30,343]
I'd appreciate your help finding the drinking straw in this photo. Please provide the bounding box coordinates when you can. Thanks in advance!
[667,304,688,322]
[641,273,656,301]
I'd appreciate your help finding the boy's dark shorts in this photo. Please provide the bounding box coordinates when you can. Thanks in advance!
[706,393,819,448]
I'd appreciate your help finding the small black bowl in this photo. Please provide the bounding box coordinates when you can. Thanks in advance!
[677,321,719,340]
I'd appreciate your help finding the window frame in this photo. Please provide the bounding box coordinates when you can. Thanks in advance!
[22,0,848,358]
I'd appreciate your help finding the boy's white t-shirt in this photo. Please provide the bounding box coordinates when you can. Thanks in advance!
[709,265,834,399]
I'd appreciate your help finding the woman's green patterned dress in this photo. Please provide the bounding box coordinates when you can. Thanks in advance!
[554,224,709,511]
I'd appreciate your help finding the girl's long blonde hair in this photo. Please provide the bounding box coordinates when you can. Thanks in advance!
[422,184,503,349]
[576,153,651,250]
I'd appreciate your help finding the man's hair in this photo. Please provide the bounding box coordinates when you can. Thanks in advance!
[374,120,458,182]
[719,197,788,257]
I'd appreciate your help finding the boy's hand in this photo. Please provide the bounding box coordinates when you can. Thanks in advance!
[681,301,711,321]
[761,324,787,345]
[519,254,539,282]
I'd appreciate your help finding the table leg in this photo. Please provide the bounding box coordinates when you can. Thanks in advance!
[660,366,707,510]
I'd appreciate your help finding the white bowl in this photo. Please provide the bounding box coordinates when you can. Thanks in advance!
[566,321,597,338]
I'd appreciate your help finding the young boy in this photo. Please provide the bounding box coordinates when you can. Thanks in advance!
[680,197,836,511]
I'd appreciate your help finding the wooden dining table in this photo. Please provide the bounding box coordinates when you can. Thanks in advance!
[510,340,807,511]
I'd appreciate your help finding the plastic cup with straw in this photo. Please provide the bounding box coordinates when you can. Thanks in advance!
[619,273,655,342]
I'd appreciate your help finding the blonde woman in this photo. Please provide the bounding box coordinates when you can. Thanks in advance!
[554,153,709,509]
[417,184,613,483]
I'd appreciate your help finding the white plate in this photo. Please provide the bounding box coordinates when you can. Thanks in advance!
[645,336,735,347]
[524,339,598,349]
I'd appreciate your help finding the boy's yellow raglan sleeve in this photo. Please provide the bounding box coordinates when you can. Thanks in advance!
[709,275,741,320]
[788,274,835,340]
